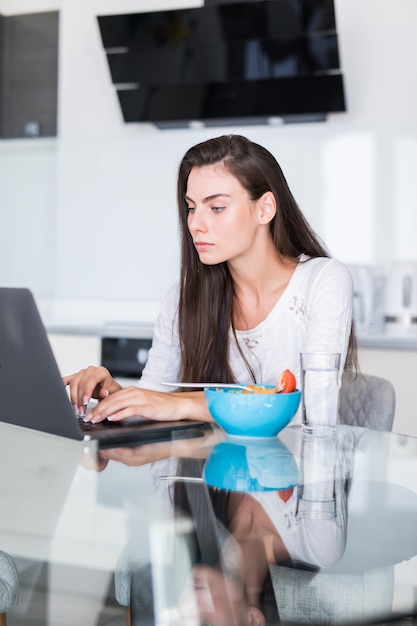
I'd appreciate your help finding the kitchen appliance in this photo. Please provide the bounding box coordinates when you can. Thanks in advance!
[347,264,385,334]
[101,337,152,381]
[96,0,346,128]
[384,261,417,333]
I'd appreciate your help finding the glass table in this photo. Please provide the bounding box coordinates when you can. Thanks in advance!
[1,419,417,626]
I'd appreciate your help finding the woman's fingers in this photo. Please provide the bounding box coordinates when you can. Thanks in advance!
[83,386,145,423]
[63,366,115,413]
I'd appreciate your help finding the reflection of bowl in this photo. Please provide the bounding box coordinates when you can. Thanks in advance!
[204,386,301,438]
[203,436,299,492]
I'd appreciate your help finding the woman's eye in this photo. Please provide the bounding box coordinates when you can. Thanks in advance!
[212,206,225,213]
[187,205,195,213]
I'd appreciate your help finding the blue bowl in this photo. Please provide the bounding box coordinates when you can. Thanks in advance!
[204,386,301,438]
[203,436,299,492]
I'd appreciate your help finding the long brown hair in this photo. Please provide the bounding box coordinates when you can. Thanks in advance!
[177,134,357,384]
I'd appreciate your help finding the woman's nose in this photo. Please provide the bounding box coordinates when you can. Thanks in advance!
[188,208,207,233]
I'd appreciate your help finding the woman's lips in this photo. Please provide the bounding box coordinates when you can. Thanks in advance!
[194,241,213,252]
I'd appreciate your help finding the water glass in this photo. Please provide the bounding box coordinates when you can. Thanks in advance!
[300,352,341,429]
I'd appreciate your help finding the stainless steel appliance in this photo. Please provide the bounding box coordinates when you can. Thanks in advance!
[347,264,385,334]
[101,337,152,380]
[384,261,417,333]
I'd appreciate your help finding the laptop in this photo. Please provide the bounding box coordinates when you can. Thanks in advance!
[0,287,207,448]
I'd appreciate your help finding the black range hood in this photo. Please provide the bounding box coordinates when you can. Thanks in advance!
[97,0,346,128]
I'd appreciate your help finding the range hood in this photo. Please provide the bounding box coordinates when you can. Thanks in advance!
[97,0,346,128]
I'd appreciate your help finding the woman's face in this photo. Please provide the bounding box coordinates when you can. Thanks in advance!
[185,163,269,267]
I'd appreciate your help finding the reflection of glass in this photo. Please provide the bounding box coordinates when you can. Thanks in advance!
[203,436,299,493]
[296,426,337,520]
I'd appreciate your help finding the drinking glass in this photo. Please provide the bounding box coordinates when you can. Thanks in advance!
[300,352,341,430]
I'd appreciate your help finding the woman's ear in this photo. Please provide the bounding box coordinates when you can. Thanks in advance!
[258,191,276,224]
[246,606,266,626]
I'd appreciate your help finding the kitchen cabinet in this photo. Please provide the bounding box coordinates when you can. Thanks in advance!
[0,11,59,138]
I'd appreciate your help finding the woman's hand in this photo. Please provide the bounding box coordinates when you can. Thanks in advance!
[80,385,213,424]
[63,365,122,415]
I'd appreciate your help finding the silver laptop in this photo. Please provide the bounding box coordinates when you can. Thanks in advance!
[0,287,206,448]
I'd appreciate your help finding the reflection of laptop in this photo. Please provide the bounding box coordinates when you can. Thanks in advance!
[0,288,206,448]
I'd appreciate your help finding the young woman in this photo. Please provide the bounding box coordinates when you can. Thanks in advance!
[64,134,356,424]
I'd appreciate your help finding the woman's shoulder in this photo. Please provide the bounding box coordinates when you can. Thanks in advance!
[160,281,180,310]
[297,255,352,282]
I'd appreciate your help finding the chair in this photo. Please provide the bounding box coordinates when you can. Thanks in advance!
[338,371,396,432]
[0,551,19,626]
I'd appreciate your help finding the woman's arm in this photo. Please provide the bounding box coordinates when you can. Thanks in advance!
[304,258,354,375]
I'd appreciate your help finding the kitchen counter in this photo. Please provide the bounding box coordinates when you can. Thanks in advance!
[357,331,417,351]
[45,320,417,351]
[46,319,155,339]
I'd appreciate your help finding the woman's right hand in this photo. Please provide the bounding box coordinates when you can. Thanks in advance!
[62,365,122,415]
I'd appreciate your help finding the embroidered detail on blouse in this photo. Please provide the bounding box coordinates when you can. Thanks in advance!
[289,295,308,322]
[242,336,261,350]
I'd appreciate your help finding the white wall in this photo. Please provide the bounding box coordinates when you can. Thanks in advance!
[0,140,58,300]
[1,0,417,322]
[0,0,59,13]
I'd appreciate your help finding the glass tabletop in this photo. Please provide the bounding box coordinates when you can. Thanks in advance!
[1,420,417,626]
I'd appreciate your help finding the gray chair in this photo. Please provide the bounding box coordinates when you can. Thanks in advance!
[338,371,395,432]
